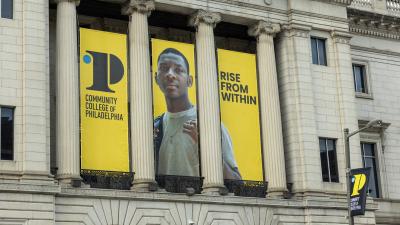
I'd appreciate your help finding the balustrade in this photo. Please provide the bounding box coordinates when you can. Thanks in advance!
[350,0,400,17]
[387,0,400,15]
[351,0,373,9]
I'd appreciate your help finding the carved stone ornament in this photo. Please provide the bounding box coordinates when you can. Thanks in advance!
[279,24,311,38]
[248,21,281,37]
[331,30,353,44]
[54,0,80,5]
[348,8,400,40]
[189,10,222,28]
[122,0,155,16]
[264,0,272,4]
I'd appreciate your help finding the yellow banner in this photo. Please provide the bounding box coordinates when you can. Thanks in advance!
[79,28,129,172]
[217,49,263,181]
[151,39,200,177]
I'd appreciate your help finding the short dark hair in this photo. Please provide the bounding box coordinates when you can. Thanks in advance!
[157,48,189,73]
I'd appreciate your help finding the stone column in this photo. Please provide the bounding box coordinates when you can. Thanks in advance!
[55,0,81,185]
[122,0,156,191]
[249,21,287,197]
[189,10,225,194]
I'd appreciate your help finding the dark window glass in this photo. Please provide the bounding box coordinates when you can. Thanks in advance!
[361,143,380,198]
[311,38,318,65]
[317,39,327,66]
[1,0,13,19]
[352,64,367,93]
[319,139,329,182]
[319,138,339,182]
[311,37,327,66]
[1,107,14,160]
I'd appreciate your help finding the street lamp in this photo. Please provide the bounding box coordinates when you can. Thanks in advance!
[344,119,382,225]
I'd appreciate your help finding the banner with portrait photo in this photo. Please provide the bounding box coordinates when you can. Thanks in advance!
[151,39,199,177]
[217,49,263,181]
[79,28,129,173]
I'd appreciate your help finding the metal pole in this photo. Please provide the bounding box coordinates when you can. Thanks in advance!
[344,128,354,225]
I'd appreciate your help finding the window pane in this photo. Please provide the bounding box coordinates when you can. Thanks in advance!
[311,38,319,65]
[319,138,329,182]
[328,148,339,182]
[353,65,366,93]
[320,149,329,182]
[327,139,335,151]
[1,107,14,160]
[365,158,379,198]
[363,143,374,156]
[317,39,327,66]
[319,138,326,152]
[1,0,13,19]
[327,140,338,182]
[361,143,380,198]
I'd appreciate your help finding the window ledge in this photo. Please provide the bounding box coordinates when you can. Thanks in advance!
[356,92,373,99]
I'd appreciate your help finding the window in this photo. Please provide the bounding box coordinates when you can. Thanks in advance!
[353,64,368,94]
[311,37,327,66]
[361,142,380,198]
[319,138,339,182]
[1,107,14,160]
[0,0,13,19]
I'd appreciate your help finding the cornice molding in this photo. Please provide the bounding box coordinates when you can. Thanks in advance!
[348,8,400,40]
[351,45,400,58]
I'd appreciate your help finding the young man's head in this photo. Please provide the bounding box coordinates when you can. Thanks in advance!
[156,48,193,100]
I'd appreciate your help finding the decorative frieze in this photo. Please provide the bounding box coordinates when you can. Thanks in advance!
[348,8,400,40]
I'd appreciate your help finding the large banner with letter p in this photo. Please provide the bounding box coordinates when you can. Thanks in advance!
[79,28,129,173]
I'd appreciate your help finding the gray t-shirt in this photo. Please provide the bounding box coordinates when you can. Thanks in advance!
[158,107,199,176]
[157,107,240,179]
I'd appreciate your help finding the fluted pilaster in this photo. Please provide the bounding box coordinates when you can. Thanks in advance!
[122,0,156,191]
[331,31,363,169]
[55,0,81,185]
[249,21,287,197]
[189,10,225,194]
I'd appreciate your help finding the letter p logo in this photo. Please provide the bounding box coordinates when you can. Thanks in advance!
[83,51,124,93]
[351,174,367,197]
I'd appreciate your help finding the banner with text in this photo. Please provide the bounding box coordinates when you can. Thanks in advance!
[217,49,263,181]
[350,167,371,216]
[79,28,129,172]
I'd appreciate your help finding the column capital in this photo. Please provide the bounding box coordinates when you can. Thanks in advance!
[122,0,155,16]
[248,21,280,37]
[54,0,80,5]
[189,10,221,28]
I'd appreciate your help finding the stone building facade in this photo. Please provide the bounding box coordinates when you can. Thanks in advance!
[0,0,399,224]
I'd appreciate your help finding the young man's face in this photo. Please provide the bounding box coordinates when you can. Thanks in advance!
[156,52,192,99]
